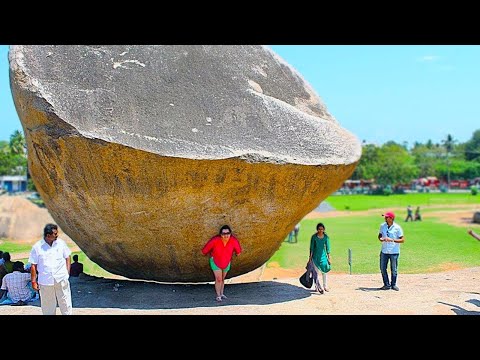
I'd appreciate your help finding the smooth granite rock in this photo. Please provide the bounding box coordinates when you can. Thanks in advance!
[9,45,361,282]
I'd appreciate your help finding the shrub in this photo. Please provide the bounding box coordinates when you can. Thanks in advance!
[383,185,393,196]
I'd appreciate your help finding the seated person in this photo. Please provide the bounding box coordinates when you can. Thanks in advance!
[0,261,36,305]
[2,252,13,273]
[70,254,84,277]
[0,265,6,301]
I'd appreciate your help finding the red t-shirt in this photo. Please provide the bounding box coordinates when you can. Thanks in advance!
[201,235,242,269]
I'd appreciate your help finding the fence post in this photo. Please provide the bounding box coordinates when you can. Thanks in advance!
[348,248,352,275]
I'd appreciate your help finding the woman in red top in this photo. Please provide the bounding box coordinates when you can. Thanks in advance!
[201,225,242,302]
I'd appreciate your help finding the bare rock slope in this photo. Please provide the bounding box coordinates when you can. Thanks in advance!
[0,195,72,242]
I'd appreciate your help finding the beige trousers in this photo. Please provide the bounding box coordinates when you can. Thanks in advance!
[313,263,328,290]
[39,278,72,315]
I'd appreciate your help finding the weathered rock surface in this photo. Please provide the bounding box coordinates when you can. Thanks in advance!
[9,45,361,282]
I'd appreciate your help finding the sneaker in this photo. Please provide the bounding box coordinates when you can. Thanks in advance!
[380,285,391,290]
[215,296,223,302]
[391,285,399,291]
[220,294,227,299]
[324,287,329,292]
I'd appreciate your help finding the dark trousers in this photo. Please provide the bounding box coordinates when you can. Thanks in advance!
[380,252,399,287]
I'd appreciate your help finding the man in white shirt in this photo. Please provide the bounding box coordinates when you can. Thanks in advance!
[29,223,72,315]
[378,211,405,291]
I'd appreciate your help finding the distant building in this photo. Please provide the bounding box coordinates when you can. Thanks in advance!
[0,175,27,193]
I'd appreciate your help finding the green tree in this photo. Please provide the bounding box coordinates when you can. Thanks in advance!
[351,143,380,180]
[436,159,480,180]
[411,142,444,178]
[464,129,480,162]
[374,143,418,186]
[9,130,26,156]
[0,141,26,176]
[8,130,30,183]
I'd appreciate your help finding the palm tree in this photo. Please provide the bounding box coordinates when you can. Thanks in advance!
[9,130,28,179]
[9,130,25,156]
[442,134,456,190]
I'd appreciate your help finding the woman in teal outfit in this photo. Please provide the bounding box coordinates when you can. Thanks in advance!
[309,222,331,294]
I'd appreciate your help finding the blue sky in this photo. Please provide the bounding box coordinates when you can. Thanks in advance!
[1,45,480,147]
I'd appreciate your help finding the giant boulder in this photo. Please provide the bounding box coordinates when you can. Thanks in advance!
[9,45,361,282]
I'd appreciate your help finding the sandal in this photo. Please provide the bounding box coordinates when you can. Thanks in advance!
[215,296,223,302]
[221,294,227,299]
[324,287,329,292]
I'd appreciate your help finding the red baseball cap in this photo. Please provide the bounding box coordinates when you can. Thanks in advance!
[382,211,395,219]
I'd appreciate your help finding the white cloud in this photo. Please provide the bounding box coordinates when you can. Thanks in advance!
[417,55,439,62]
[417,55,454,71]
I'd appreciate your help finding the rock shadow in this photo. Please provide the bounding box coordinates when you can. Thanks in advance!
[68,274,311,310]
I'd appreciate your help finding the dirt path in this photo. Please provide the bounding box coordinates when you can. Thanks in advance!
[1,267,479,315]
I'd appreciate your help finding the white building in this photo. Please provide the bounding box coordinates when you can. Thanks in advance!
[0,175,27,193]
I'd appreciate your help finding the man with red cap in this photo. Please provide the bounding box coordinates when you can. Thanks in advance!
[378,211,405,291]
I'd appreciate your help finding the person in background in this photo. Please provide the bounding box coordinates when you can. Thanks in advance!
[287,229,295,243]
[468,229,480,241]
[309,222,331,294]
[405,205,413,222]
[2,252,13,273]
[378,211,405,291]
[29,223,73,315]
[69,254,84,277]
[293,223,301,243]
[414,206,422,221]
[201,225,242,302]
[287,223,301,243]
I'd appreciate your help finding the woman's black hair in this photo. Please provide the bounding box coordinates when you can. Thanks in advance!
[316,222,327,236]
[219,224,232,234]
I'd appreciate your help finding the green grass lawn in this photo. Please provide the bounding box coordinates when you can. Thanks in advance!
[0,240,35,254]
[14,250,117,279]
[70,252,117,278]
[325,193,479,211]
[269,212,480,274]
